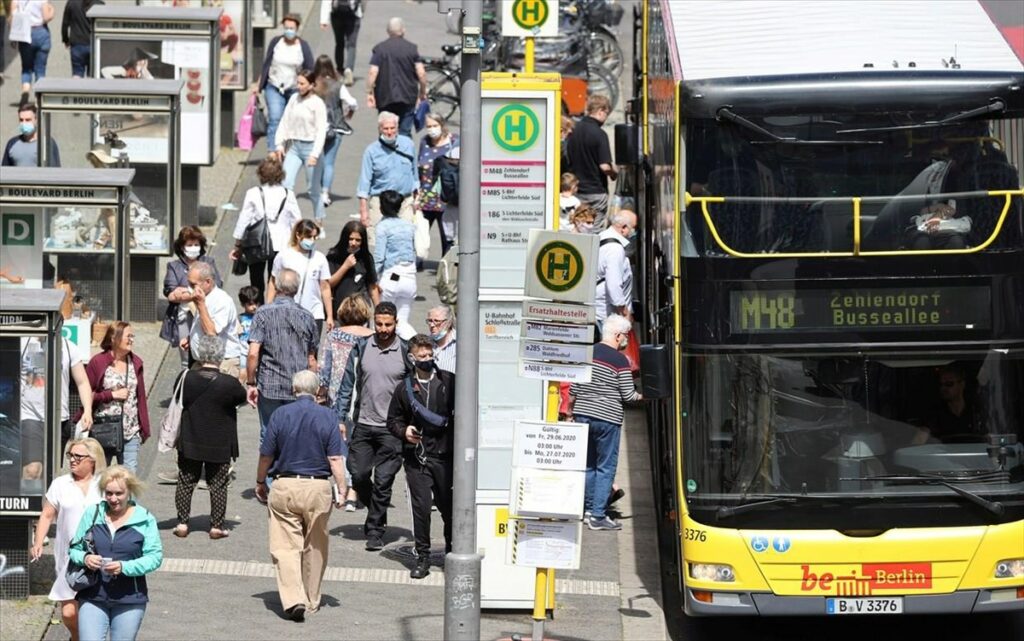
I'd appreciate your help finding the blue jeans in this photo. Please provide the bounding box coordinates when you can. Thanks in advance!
[78,601,146,641]
[104,435,141,473]
[257,396,292,444]
[70,43,91,77]
[264,85,296,153]
[314,134,342,202]
[578,415,621,519]
[19,26,51,85]
[283,140,324,220]
[380,103,415,138]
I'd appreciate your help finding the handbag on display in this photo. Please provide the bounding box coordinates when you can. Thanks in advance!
[65,508,102,591]
[157,371,187,453]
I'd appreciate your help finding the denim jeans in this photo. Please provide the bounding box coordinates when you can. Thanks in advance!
[78,601,146,641]
[264,85,296,153]
[19,26,51,85]
[282,139,324,221]
[257,396,293,444]
[70,43,91,77]
[105,435,142,473]
[577,415,622,519]
[314,134,342,203]
[380,103,415,138]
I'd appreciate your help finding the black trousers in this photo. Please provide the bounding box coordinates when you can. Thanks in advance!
[348,422,403,537]
[330,10,360,72]
[404,453,453,557]
[176,455,232,529]
[247,251,277,304]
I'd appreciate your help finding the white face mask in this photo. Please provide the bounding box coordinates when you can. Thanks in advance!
[183,246,201,259]
[425,126,442,139]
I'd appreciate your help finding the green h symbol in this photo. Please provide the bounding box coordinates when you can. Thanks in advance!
[503,113,528,142]
[546,251,572,280]
[520,1,541,21]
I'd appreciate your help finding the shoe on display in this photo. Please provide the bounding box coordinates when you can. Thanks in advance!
[365,535,384,551]
[587,516,622,531]
[410,556,430,579]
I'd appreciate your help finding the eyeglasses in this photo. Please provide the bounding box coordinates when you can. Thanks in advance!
[425,318,447,326]
[68,453,91,462]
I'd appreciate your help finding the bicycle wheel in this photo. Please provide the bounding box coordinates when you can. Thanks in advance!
[589,30,624,78]
[425,63,461,123]
[586,63,619,113]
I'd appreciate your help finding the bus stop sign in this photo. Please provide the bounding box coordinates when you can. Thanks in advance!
[525,230,597,305]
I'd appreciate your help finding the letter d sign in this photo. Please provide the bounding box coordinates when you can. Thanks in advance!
[2,214,35,246]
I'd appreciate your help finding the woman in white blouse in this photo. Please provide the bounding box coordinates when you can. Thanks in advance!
[274,69,328,225]
[230,156,302,302]
[30,437,105,641]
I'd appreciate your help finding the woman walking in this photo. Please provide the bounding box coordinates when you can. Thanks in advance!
[171,336,247,540]
[82,322,150,472]
[325,220,378,311]
[30,438,105,641]
[416,113,459,257]
[11,0,54,103]
[268,219,333,334]
[373,190,417,328]
[69,465,162,641]
[254,13,314,151]
[230,156,302,302]
[161,226,222,370]
[274,69,328,224]
[312,54,357,212]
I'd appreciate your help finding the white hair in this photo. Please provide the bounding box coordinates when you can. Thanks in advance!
[292,370,320,397]
[609,210,636,227]
[378,111,399,126]
[387,17,405,36]
[601,315,632,341]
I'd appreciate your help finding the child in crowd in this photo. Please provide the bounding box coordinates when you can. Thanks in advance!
[569,203,597,234]
[237,286,260,344]
[560,172,581,230]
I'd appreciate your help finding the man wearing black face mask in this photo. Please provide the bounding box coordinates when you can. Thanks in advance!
[386,334,455,579]
[334,302,411,551]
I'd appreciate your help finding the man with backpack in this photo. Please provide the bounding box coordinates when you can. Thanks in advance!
[595,209,637,328]
[386,334,455,578]
[320,0,363,87]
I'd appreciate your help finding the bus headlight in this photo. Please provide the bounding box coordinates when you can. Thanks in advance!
[690,563,735,582]
[995,559,1024,578]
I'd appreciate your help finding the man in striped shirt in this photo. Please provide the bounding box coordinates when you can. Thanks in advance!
[569,314,642,530]
[426,304,456,374]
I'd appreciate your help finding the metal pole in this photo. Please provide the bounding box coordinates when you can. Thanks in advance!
[445,1,483,639]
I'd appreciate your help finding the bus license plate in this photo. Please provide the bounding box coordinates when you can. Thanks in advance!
[826,597,903,614]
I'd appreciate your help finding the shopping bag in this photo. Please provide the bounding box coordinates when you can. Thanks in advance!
[237,95,257,150]
[251,97,269,140]
[413,209,431,260]
[157,372,187,453]
[9,12,32,44]
[624,329,640,373]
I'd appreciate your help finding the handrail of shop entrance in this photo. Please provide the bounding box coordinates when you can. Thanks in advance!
[684,189,1023,258]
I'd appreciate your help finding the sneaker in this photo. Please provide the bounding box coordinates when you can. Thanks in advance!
[344,500,357,512]
[587,516,622,531]
[343,68,354,86]
[410,555,431,579]
[583,511,592,520]
[285,604,305,622]
[321,190,331,206]
[365,535,384,551]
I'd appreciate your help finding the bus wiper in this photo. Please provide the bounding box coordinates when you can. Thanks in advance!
[836,99,1006,134]
[716,107,882,145]
[715,495,798,519]
[844,474,1005,517]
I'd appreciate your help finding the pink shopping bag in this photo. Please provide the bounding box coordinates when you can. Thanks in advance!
[237,95,257,150]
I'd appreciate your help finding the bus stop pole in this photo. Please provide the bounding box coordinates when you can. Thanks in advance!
[444,0,483,639]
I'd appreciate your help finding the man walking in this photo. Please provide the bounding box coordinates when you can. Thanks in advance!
[564,94,617,228]
[387,334,455,579]
[426,304,456,374]
[569,315,641,530]
[256,370,347,622]
[366,17,427,137]
[2,103,60,166]
[334,302,410,551]
[357,112,418,246]
[595,209,637,327]
[184,262,246,379]
[246,268,319,441]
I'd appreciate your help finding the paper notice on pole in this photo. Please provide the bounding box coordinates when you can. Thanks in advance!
[506,519,582,570]
[510,467,585,519]
[161,40,209,68]
[512,421,587,471]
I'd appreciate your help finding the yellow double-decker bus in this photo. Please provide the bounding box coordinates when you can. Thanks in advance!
[624,0,1024,616]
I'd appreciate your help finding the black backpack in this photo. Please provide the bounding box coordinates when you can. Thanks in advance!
[436,157,459,206]
[240,188,289,265]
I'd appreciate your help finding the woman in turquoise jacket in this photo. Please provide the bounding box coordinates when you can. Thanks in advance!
[68,465,162,641]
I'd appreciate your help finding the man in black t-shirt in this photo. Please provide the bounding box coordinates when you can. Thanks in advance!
[565,94,618,228]
[366,17,427,137]
[917,365,984,443]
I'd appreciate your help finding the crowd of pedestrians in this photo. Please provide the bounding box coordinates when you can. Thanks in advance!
[17,3,639,635]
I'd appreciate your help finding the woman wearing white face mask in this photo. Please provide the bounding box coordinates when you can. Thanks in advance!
[267,219,334,335]
[275,69,329,225]
[160,226,223,370]
[415,113,459,257]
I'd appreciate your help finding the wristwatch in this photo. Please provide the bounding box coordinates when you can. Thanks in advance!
[256,479,266,485]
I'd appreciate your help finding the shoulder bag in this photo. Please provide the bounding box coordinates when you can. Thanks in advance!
[91,356,130,458]
[65,507,103,591]
[240,187,288,265]
[157,371,187,453]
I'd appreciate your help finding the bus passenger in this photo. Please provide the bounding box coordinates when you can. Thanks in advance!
[908,200,971,250]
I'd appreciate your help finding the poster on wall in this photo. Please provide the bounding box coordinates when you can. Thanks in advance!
[137,0,247,90]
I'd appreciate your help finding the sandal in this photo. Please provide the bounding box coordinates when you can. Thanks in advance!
[173,524,189,538]
[209,528,230,540]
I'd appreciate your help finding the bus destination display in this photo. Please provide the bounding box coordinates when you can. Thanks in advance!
[729,286,990,334]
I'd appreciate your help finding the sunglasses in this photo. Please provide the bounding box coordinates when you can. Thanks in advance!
[68,453,91,462]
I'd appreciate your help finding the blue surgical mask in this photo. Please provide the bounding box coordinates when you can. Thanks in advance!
[430,328,448,343]
[19,122,35,136]
[627,227,638,241]
[300,238,316,251]
[283,28,297,40]
[380,134,398,146]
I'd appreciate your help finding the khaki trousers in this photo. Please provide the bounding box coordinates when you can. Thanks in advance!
[267,478,333,612]
[366,194,415,249]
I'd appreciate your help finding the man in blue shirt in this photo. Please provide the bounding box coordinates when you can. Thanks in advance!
[357,111,418,248]
[255,370,347,623]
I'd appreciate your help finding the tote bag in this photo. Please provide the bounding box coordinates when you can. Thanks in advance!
[157,371,187,452]
[237,95,257,151]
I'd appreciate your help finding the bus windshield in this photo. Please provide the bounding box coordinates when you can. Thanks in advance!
[683,348,1024,524]
[684,114,1024,254]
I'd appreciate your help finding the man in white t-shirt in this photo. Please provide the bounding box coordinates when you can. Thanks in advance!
[183,262,246,379]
